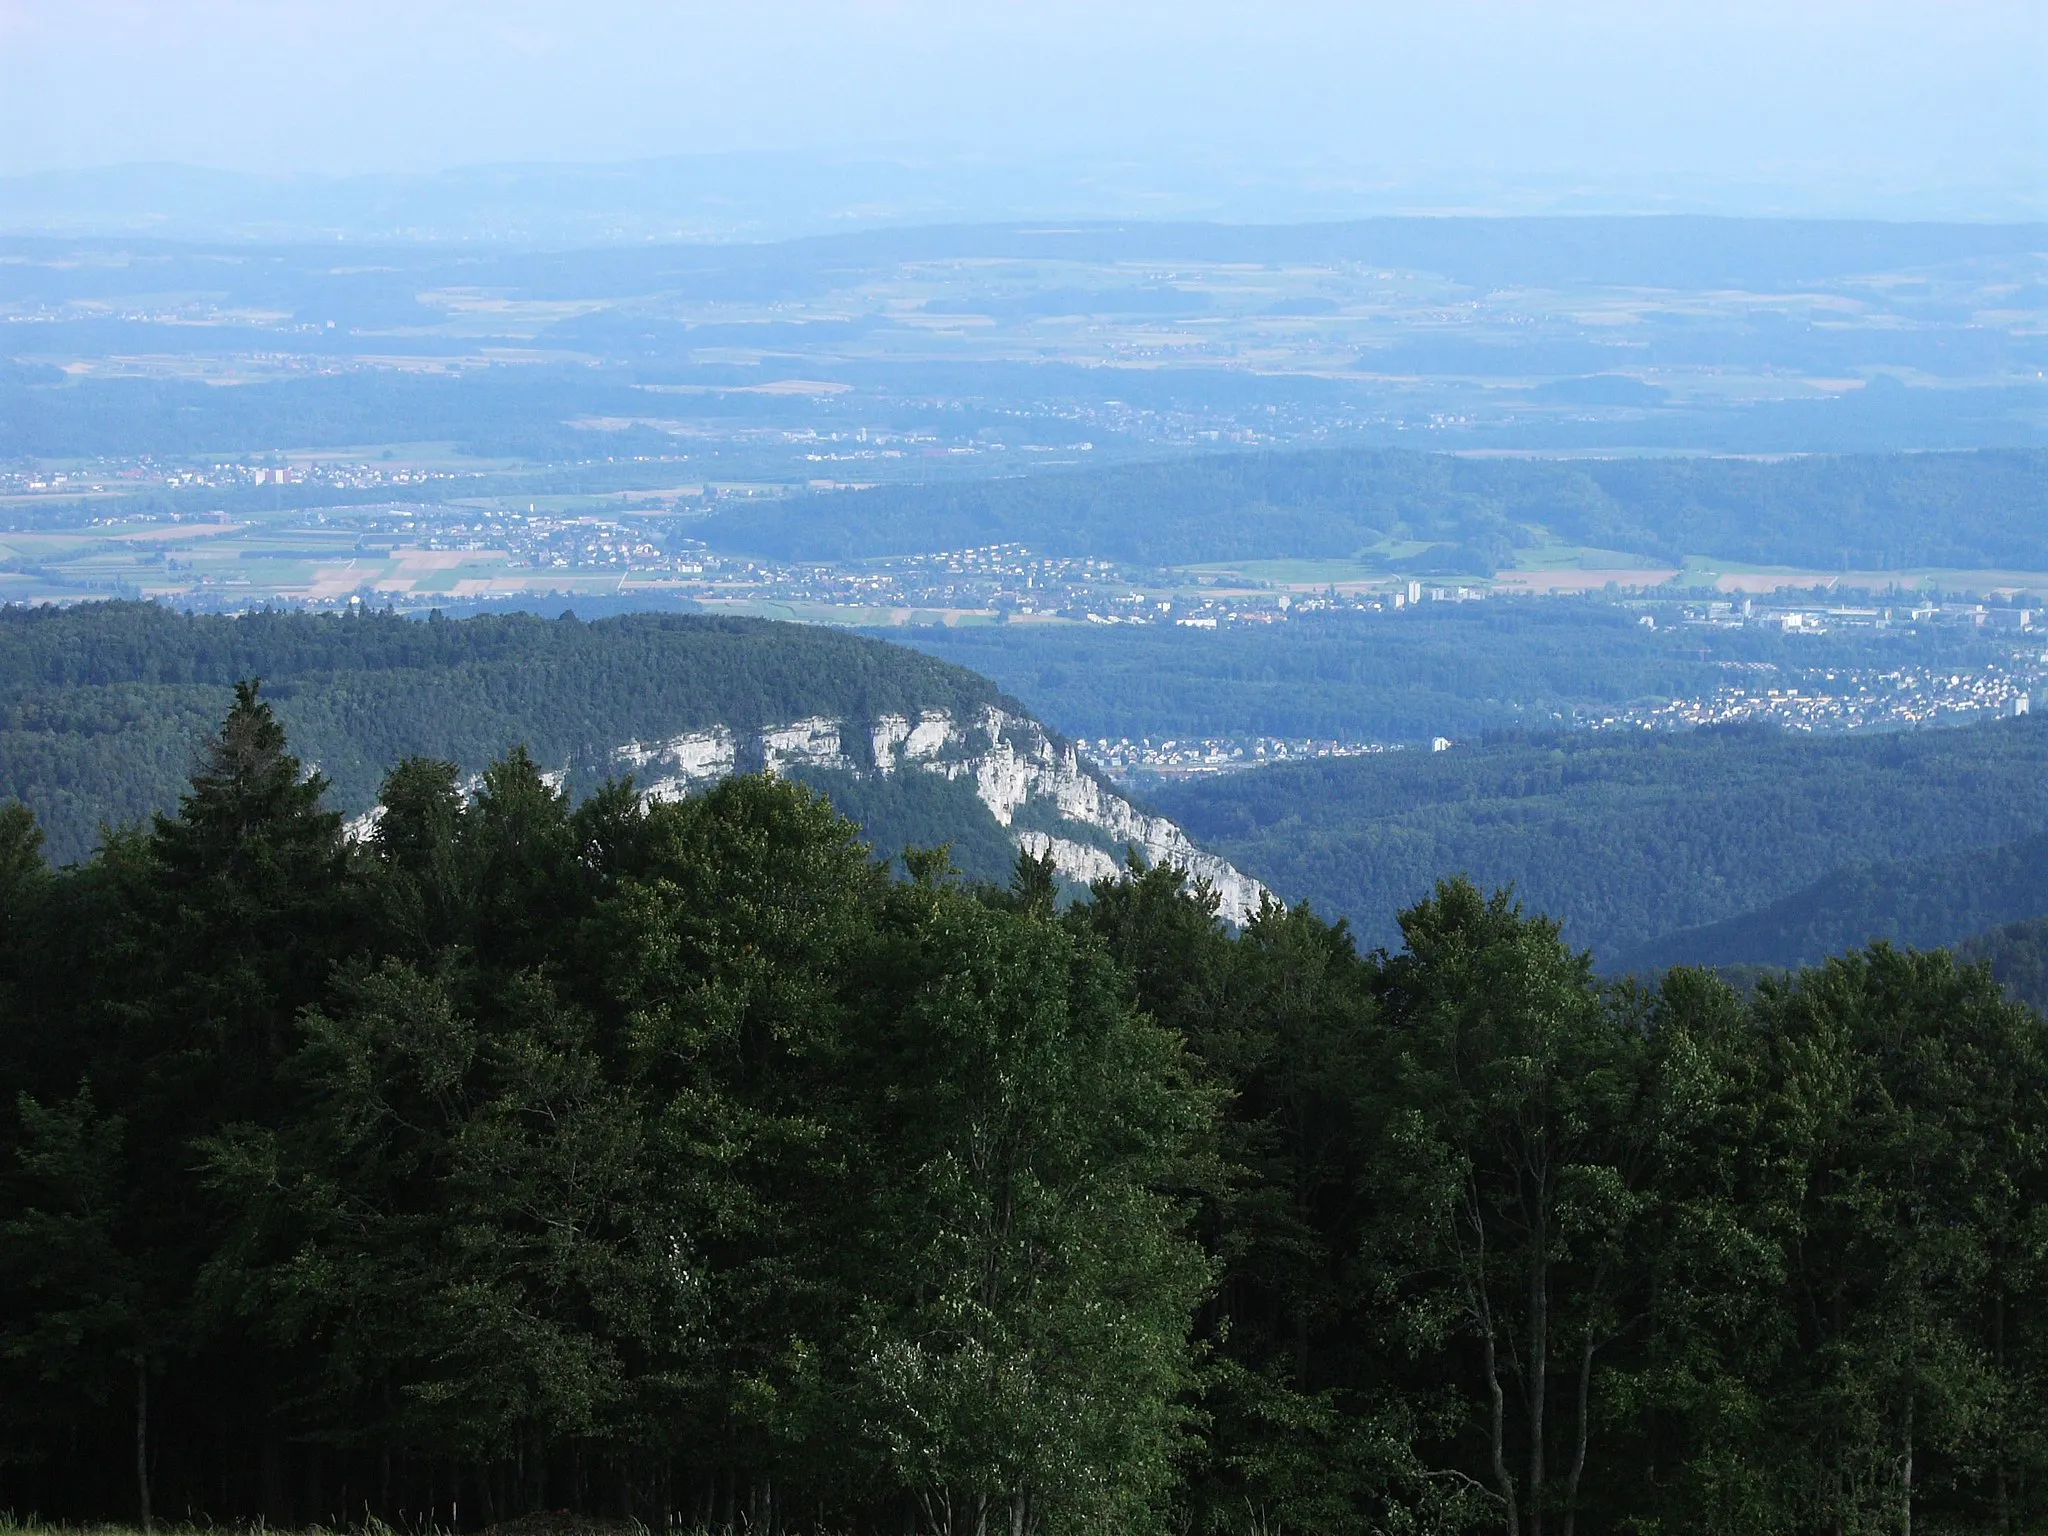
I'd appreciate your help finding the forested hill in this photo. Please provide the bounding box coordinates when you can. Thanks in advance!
[701,447,2048,572]
[0,602,1274,912]
[1149,717,2048,962]
[1615,829,2048,974]
[1962,914,2048,1013]
[0,602,1007,862]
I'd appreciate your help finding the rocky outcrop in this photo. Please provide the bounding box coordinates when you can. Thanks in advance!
[619,705,1273,924]
[614,728,737,801]
[871,709,957,768]
[354,707,1273,924]
[881,708,1272,922]
[1015,831,1122,885]
[759,717,849,776]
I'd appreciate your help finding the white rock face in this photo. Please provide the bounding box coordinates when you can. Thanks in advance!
[975,741,1032,826]
[618,729,737,802]
[905,710,958,760]
[989,728,1271,924]
[865,705,1273,924]
[759,717,849,776]
[1017,830,1122,885]
[870,715,912,769]
[868,710,959,773]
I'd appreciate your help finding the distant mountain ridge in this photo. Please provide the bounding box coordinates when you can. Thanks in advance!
[6,170,2040,251]
[700,449,2048,573]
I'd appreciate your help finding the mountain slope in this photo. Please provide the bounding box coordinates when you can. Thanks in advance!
[1614,831,2048,973]
[0,603,1266,916]
[1148,720,2048,959]
[1959,915,2048,1014]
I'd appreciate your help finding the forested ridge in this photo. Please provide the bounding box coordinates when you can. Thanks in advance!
[0,603,1011,864]
[706,448,2048,572]
[1151,718,2048,959]
[1616,829,2048,974]
[1962,915,2048,1014]
[0,688,2043,1535]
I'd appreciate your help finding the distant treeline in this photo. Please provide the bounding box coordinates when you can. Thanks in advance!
[0,358,2039,483]
[0,687,2043,1535]
[0,372,681,462]
[1151,717,2048,961]
[4,219,2037,309]
[709,448,2048,572]
[0,466,775,534]
[0,367,1147,466]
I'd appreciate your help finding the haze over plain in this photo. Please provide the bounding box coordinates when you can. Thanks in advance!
[2,0,2044,232]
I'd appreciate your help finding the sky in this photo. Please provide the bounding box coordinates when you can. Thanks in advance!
[0,0,2043,218]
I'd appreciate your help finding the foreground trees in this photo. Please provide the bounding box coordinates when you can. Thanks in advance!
[0,686,2043,1533]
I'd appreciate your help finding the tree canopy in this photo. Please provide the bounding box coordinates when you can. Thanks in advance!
[0,689,2043,1534]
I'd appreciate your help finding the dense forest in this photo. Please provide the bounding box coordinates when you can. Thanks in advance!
[1961,915,2048,1014]
[1617,830,2048,974]
[0,686,2043,1535]
[1150,718,2048,960]
[708,448,2048,572]
[0,604,1014,865]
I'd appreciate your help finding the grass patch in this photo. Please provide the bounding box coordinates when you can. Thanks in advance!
[1177,557,1390,586]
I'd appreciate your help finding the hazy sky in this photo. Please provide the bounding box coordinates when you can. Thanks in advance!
[2,1,2043,210]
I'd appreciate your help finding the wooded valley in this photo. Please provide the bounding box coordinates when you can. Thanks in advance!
[1152,717,2048,963]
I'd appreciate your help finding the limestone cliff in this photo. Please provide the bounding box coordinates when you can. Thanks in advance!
[614,705,1273,923]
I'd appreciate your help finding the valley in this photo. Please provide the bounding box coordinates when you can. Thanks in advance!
[3,596,2040,986]
[5,436,2044,989]
[1148,714,2048,966]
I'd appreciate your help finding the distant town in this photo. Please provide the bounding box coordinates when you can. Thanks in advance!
[1593,659,2039,733]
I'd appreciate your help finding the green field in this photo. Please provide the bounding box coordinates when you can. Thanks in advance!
[1677,553,2048,595]
[1511,540,1672,572]
[1177,556,1394,586]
